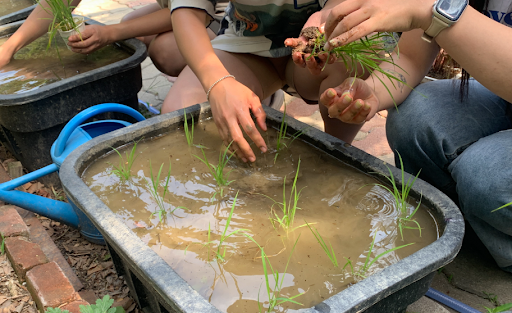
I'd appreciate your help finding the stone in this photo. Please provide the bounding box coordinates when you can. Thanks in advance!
[0,205,29,238]
[26,262,81,312]
[5,236,48,281]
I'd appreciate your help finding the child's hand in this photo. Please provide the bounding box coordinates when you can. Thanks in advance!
[68,24,113,54]
[320,77,379,124]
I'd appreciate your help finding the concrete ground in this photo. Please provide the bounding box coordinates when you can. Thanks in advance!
[73,1,512,312]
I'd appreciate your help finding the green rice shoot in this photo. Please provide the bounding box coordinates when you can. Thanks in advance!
[183,111,194,147]
[306,221,338,267]
[268,159,305,232]
[374,152,422,240]
[110,140,140,182]
[259,234,304,312]
[216,191,249,261]
[355,233,414,279]
[194,142,235,192]
[274,104,303,163]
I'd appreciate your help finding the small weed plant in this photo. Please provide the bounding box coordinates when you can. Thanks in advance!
[374,153,422,240]
[0,232,5,255]
[267,160,305,232]
[194,142,235,197]
[484,303,512,313]
[183,111,195,147]
[46,295,124,313]
[259,235,304,312]
[110,140,140,182]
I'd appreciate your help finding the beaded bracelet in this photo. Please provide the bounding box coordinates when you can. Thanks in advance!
[206,75,236,102]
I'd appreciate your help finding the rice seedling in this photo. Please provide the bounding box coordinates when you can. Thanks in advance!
[274,105,303,163]
[374,152,422,240]
[194,142,235,197]
[354,233,414,279]
[110,140,140,182]
[216,192,249,262]
[147,160,187,224]
[307,31,408,105]
[267,160,305,232]
[36,0,83,50]
[259,235,304,312]
[183,110,194,147]
[305,221,338,267]
[492,201,512,212]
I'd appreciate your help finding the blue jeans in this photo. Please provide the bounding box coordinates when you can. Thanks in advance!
[386,79,512,272]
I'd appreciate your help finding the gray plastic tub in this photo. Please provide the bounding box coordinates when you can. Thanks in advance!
[60,103,465,313]
[0,18,147,185]
[0,4,36,25]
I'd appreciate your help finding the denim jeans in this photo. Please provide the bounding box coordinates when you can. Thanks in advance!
[386,79,512,272]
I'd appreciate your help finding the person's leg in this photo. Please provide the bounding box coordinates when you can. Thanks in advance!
[286,57,370,143]
[386,79,512,201]
[149,28,216,77]
[386,79,512,271]
[161,50,287,113]
[448,130,512,272]
[121,4,216,77]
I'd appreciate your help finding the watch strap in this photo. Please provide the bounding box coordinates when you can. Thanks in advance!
[422,14,451,43]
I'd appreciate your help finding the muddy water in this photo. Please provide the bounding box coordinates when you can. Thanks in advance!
[0,32,130,94]
[0,0,34,16]
[83,118,440,312]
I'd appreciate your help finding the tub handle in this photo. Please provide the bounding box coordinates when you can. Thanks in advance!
[53,103,145,158]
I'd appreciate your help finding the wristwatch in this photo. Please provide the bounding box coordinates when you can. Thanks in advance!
[422,0,469,43]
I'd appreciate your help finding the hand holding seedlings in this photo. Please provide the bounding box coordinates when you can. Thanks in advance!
[320,77,379,124]
[67,24,112,54]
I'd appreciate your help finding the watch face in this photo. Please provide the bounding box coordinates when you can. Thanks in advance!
[436,0,468,21]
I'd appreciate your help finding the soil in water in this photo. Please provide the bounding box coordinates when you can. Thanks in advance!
[0,0,34,17]
[0,32,130,94]
[82,118,440,312]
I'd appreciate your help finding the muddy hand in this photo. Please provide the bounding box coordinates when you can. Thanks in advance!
[209,79,268,163]
[68,24,112,54]
[320,77,379,124]
[285,25,336,76]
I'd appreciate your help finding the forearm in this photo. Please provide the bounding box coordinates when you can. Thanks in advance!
[2,0,81,55]
[106,8,173,43]
[367,29,439,111]
[434,6,512,103]
[171,8,229,91]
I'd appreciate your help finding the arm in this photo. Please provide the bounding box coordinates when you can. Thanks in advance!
[171,8,267,162]
[0,0,81,67]
[68,8,174,53]
[323,0,512,103]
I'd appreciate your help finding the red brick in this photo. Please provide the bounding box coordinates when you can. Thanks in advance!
[60,300,89,313]
[0,205,29,238]
[5,236,48,281]
[26,261,81,312]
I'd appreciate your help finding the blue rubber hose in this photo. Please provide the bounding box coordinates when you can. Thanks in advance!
[426,288,481,313]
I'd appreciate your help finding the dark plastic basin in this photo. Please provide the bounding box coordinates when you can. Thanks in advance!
[59,103,464,313]
[0,18,147,185]
[0,4,36,25]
